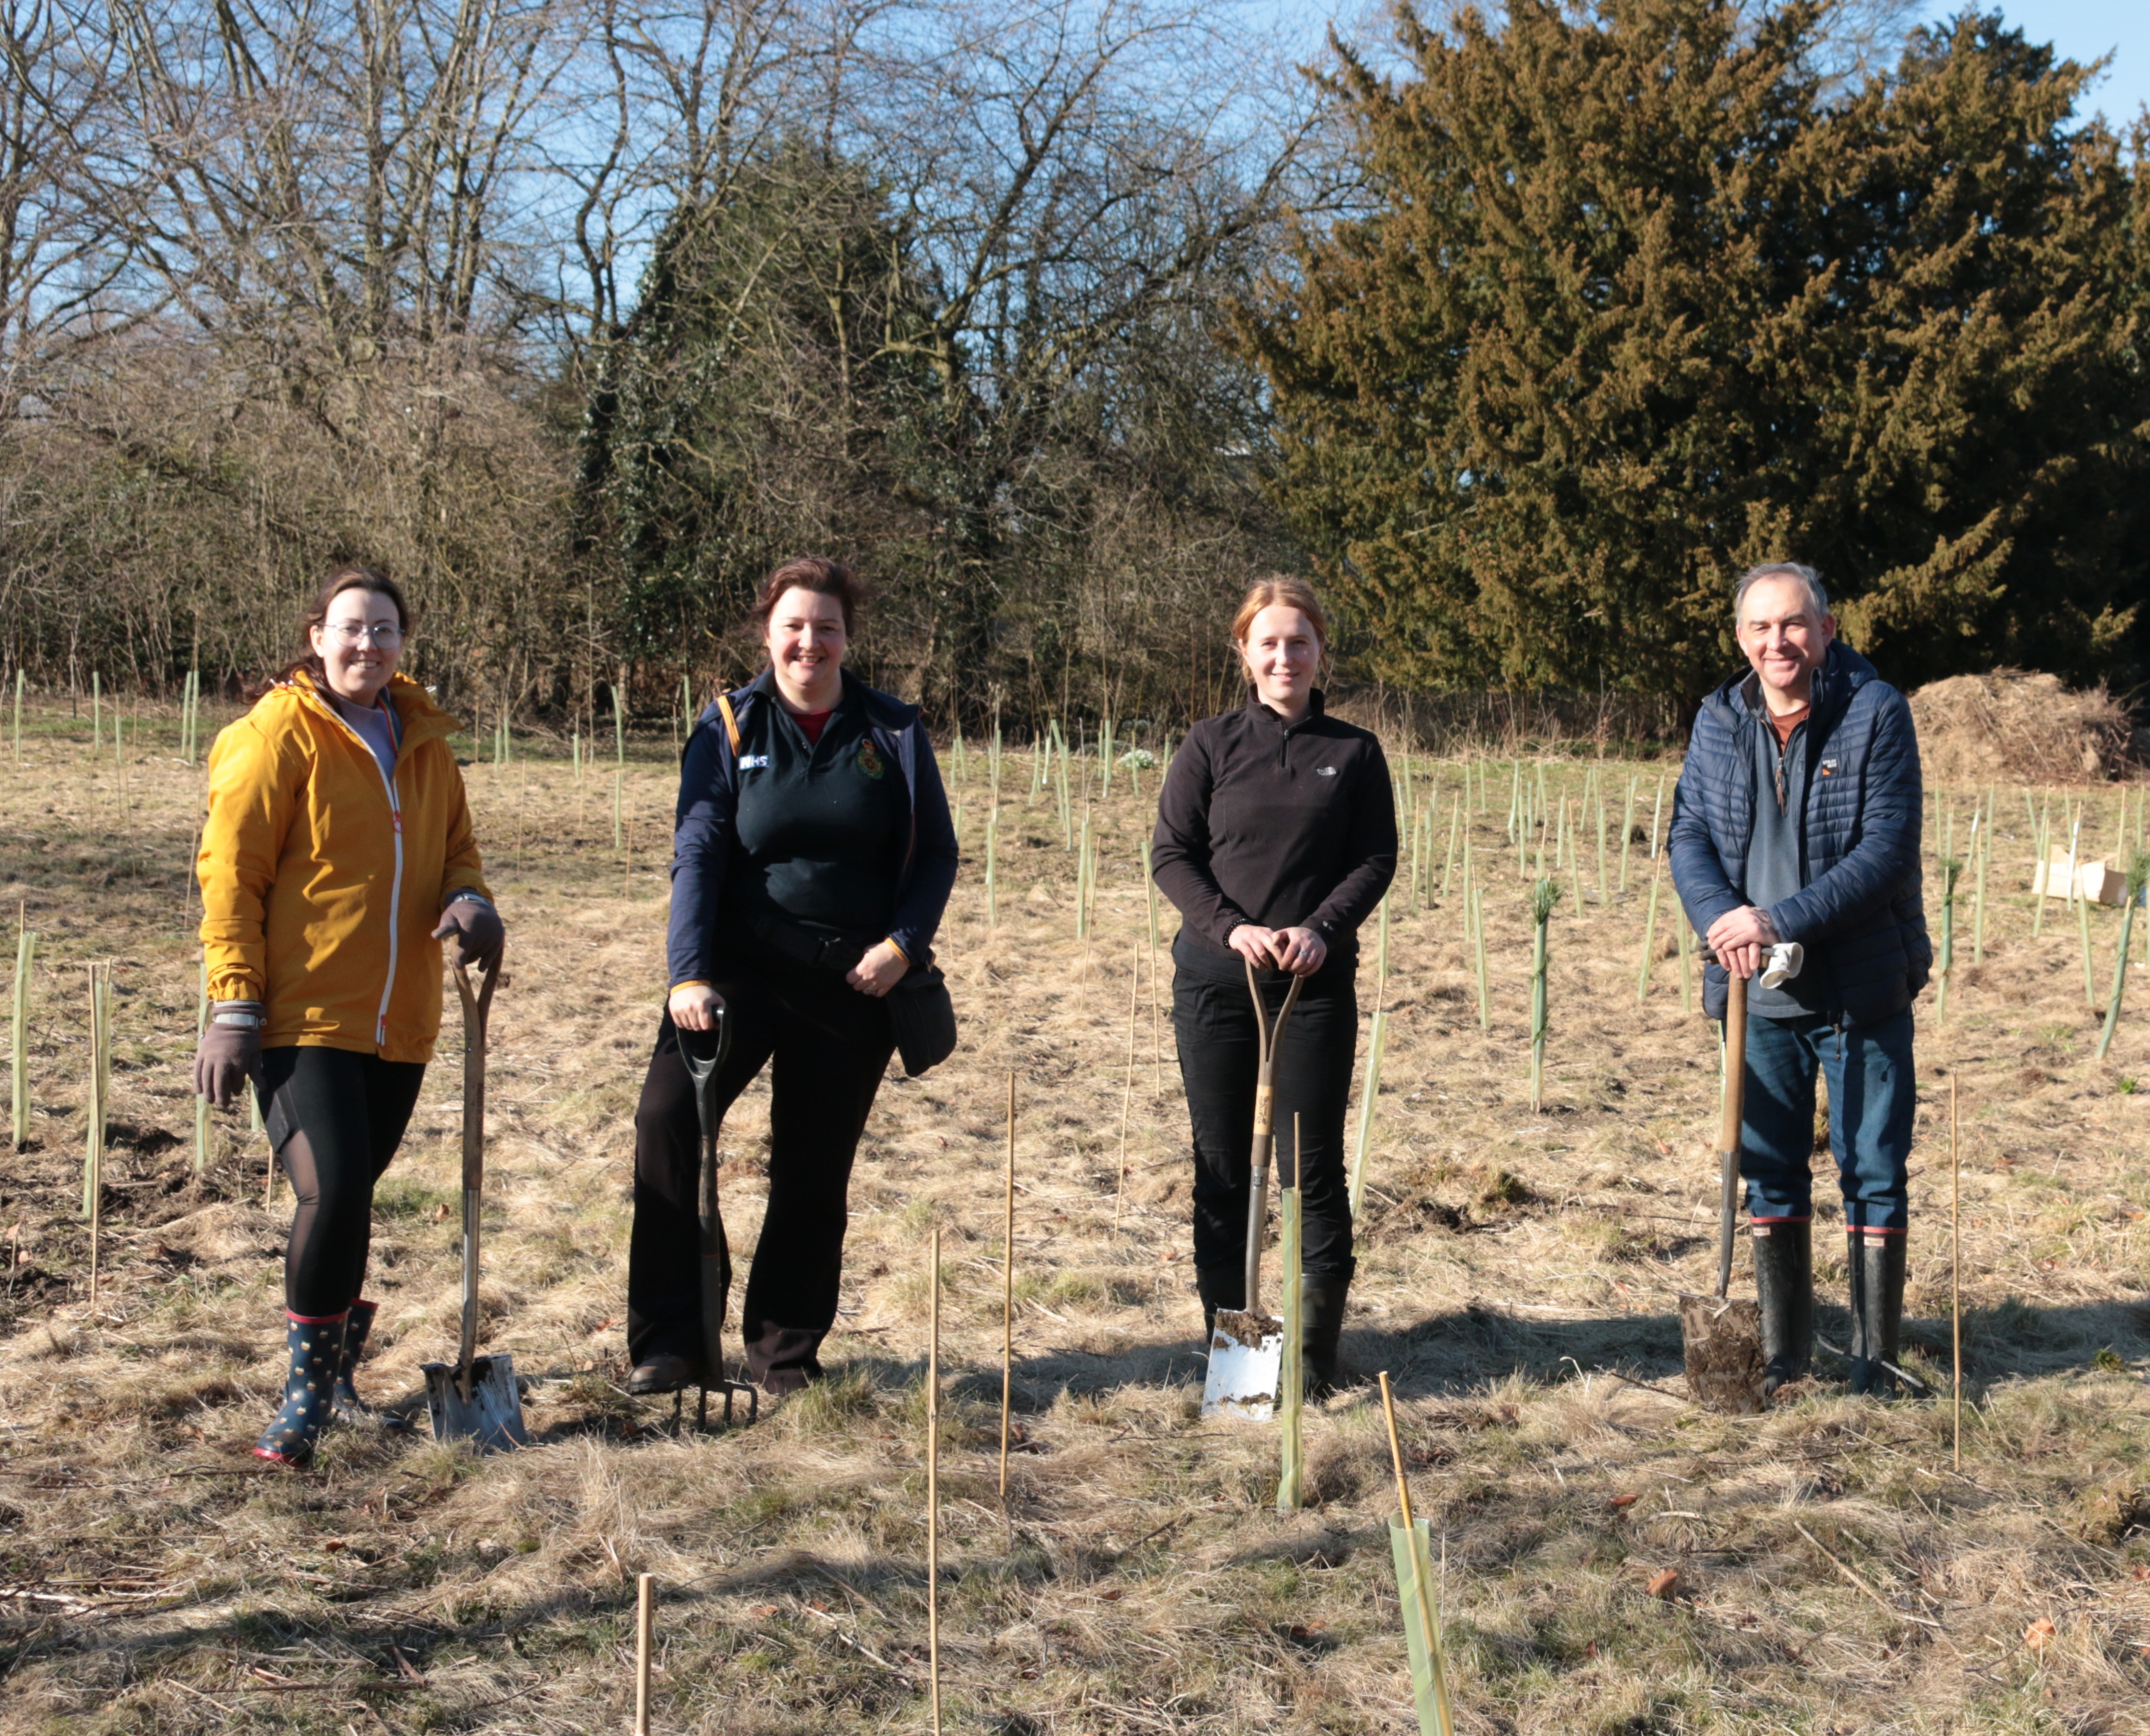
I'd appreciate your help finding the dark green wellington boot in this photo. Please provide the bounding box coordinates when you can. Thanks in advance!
[1852,1233,1908,1399]
[1195,1266,1241,1343]
[1299,1274,1351,1399]
[1750,1220,1813,1399]
[254,1310,345,1466]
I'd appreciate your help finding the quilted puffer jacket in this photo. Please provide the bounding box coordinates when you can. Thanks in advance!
[1669,641,1931,1025]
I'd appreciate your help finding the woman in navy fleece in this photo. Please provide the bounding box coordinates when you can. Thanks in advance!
[626,558,957,1396]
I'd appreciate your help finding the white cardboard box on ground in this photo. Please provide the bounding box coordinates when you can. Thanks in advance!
[2032,849,2133,905]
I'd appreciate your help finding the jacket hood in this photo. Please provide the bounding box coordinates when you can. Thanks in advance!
[1699,640,1878,728]
[259,671,463,751]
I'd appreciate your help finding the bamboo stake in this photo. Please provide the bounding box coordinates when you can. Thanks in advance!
[1141,839,1159,949]
[1636,850,1664,1004]
[1471,886,1489,1032]
[1593,771,1608,904]
[1378,1371,1455,1736]
[634,1572,653,1735]
[1115,944,1139,1226]
[194,952,210,1172]
[2076,869,2097,1009]
[1618,774,1637,891]
[1000,1074,1016,1499]
[10,905,31,1151]
[926,1227,943,1736]
[1950,1074,1962,1474]
[1348,1010,1389,1216]
[1441,792,1462,899]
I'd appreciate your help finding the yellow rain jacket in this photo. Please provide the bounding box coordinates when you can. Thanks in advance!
[198,671,490,1063]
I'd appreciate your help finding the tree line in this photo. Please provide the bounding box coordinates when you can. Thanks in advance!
[1,0,2143,734]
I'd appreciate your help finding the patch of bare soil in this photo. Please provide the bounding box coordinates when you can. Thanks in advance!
[1,707,2146,1734]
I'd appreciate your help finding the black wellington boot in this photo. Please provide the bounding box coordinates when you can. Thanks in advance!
[1299,1274,1350,1399]
[1852,1232,1907,1400]
[1195,1266,1242,1343]
[1750,1221,1812,1399]
[254,1310,345,1466]
[1844,1231,1871,1394]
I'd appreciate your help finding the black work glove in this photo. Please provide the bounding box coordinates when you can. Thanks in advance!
[432,894,504,972]
[194,1001,263,1111]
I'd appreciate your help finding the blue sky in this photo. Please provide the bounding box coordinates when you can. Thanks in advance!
[1259,2,2148,129]
[1980,0,2148,126]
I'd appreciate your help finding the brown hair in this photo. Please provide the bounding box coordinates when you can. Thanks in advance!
[751,556,867,635]
[1230,577,1330,648]
[248,564,412,700]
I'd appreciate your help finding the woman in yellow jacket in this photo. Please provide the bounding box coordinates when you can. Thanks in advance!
[194,565,504,1466]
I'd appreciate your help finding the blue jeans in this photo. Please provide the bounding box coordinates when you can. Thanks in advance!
[1739,1011,1915,1233]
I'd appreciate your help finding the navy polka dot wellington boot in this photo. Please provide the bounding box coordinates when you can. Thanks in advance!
[253,1309,346,1466]
[332,1299,376,1423]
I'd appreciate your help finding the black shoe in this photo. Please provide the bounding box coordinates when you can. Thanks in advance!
[1195,1265,1242,1344]
[628,1352,696,1395]
[1850,1231,1907,1399]
[1751,1220,1812,1398]
[1299,1274,1350,1398]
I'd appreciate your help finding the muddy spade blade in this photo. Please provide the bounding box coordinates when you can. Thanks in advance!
[424,1353,529,1449]
[1202,1309,1284,1420]
[1680,968,1766,1413]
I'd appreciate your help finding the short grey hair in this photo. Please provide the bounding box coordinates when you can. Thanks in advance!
[1734,561,1829,623]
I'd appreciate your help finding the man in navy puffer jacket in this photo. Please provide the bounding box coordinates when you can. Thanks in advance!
[1670,563,1931,1400]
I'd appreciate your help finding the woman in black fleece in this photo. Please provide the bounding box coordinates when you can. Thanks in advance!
[1150,578,1395,1392]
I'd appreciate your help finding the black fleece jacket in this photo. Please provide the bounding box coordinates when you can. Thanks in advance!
[1150,692,1396,983]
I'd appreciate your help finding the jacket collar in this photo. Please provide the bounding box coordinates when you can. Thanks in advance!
[742,665,920,733]
[290,670,459,751]
[1707,641,1873,735]
[1244,687,1328,729]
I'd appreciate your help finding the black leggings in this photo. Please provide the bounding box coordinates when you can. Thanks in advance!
[256,1047,426,1319]
[629,950,895,1386]
[1173,966,1360,1290]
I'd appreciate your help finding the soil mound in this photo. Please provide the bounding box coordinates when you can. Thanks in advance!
[1909,670,2142,785]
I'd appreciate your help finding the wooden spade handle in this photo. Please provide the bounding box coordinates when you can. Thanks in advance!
[1719,969,1747,1154]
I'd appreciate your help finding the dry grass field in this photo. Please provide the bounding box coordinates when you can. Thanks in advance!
[2,696,2147,1735]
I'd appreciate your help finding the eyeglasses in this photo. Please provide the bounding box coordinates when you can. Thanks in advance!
[324,622,404,647]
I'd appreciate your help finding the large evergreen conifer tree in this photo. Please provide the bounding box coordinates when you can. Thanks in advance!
[1240,0,2146,700]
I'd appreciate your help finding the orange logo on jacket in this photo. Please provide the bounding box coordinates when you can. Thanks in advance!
[857,739,886,779]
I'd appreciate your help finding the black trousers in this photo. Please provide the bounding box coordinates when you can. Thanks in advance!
[629,952,895,1387]
[1172,966,1359,1292]
[256,1046,427,1319]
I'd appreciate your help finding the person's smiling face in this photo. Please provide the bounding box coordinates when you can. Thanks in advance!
[1239,604,1321,718]
[766,585,848,710]
[309,588,404,706]
[1737,575,1833,707]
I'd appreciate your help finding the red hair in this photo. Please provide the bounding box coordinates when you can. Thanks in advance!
[1230,577,1329,648]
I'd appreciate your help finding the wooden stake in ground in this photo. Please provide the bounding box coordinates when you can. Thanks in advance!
[1378,1371,1456,1736]
[10,904,33,1152]
[926,1226,943,1736]
[999,1074,1016,1500]
[634,1571,654,1735]
[1950,1073,1962,1473]
[1114,944,1139,1226]
[85,963,109,1305]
